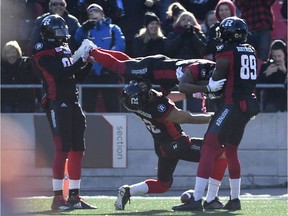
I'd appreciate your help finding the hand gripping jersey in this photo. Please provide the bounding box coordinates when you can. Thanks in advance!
[216,43,258,104]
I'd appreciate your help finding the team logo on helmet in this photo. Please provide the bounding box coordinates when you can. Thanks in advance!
[35,43,43,50]
[157,104,166,112]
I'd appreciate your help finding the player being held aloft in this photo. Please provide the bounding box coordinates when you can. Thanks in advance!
[114,78,227,210]
[33,14,96,211]
[73,39,226,96]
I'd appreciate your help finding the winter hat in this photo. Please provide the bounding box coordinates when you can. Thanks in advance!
[144,12,160,27]
[87,3,104,14]
[215,0,236,21]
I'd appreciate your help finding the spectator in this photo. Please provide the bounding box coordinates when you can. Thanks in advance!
[234,0,276,61]
[200,10,217,37]
[206,0,236,60]
[257,39,287,112]
[115,79,226,211]
[172,17,260,212]
[114,0,160,56]
[176,0,219,22]
[1,40,40,113]
[28,0,80,54]
[164,11,207,59]
[74,3,125,112]
[131,12,166,57]
[32,14,96,211]
[67,0,125,24]
[161,2,187,36]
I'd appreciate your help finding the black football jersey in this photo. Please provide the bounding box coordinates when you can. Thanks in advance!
[33,42,90,103]
[216,43,258,103]
[133,93,187,144]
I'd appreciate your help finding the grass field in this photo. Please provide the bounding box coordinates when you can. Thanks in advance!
[12,195,288,216]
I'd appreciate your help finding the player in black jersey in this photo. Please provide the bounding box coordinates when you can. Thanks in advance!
[33,14,96,211]
[114,79,227,210]
[84,45,226,95]
[173,17,260,212]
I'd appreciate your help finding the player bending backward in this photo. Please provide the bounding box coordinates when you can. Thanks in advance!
[114,79,227,210]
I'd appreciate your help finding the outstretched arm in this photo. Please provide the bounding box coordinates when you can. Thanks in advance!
[165,106,211,124]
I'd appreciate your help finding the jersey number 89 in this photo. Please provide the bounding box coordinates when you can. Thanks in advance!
[240,54,257,80]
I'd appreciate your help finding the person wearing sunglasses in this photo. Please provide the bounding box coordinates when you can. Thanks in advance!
[28,0,80,55]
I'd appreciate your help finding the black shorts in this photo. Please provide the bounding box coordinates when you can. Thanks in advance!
[46,101,86,152]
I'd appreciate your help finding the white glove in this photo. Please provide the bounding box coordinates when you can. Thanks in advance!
[73,39,97,62]
[206,78,226,92]
[176,67,184,81]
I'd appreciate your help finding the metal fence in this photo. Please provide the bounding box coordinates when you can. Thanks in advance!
[0,83,286,112]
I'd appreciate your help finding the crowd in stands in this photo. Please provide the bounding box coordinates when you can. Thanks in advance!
[1,0,287,113]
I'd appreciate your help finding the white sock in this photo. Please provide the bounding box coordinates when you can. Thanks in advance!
[69,179,81,190]
[53,179,63,191]
[229,178,241,200]
[129,182,149,196]
[193,177,209,201]
[206,178,221,203]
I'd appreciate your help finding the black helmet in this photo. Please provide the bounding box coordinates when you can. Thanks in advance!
[122,79,151,111]
[217,16,248,43]
[40,14,70,42]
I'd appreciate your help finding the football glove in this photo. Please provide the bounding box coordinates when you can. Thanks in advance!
[206,78,226,92]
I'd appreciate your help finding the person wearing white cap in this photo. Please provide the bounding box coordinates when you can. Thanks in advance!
[74,3,126,113]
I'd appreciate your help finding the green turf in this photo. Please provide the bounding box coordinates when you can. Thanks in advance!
[12,196,288,216]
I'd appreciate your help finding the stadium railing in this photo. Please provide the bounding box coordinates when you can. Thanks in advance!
[0,83,286,112]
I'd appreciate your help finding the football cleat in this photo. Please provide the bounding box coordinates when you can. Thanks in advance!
[51,195,74,211]
[72,39,97,62]
[223,196,241,211]
[115,185,131,210]
[172,193,203,211]
[203,197,224,210]
[67,195,97,209]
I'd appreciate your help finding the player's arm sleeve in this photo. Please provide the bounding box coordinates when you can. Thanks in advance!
[178,68,208,94]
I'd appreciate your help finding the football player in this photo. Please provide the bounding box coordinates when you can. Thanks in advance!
[172,16,260,211]
[114,79,227,210]
[32,14,96,211]
[75,42,226,96]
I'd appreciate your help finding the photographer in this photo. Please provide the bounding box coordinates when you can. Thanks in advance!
[257,39,287,112]
[164,11,207,60]
[74,4,125,112]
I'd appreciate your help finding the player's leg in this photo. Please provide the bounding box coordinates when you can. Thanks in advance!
[66,104,97,209]
[204,150,227,209]
[47,102,72,211]
[98,48,132,61]
[89,48,127,75]
[223,115,249,211]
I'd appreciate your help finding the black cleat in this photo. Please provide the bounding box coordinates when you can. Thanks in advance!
[67,195,97,209]
[203,197,224,210]
[51,195,73,211]
[115,185,131,210]
[223,196,241,211]
[172,194,203,211]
